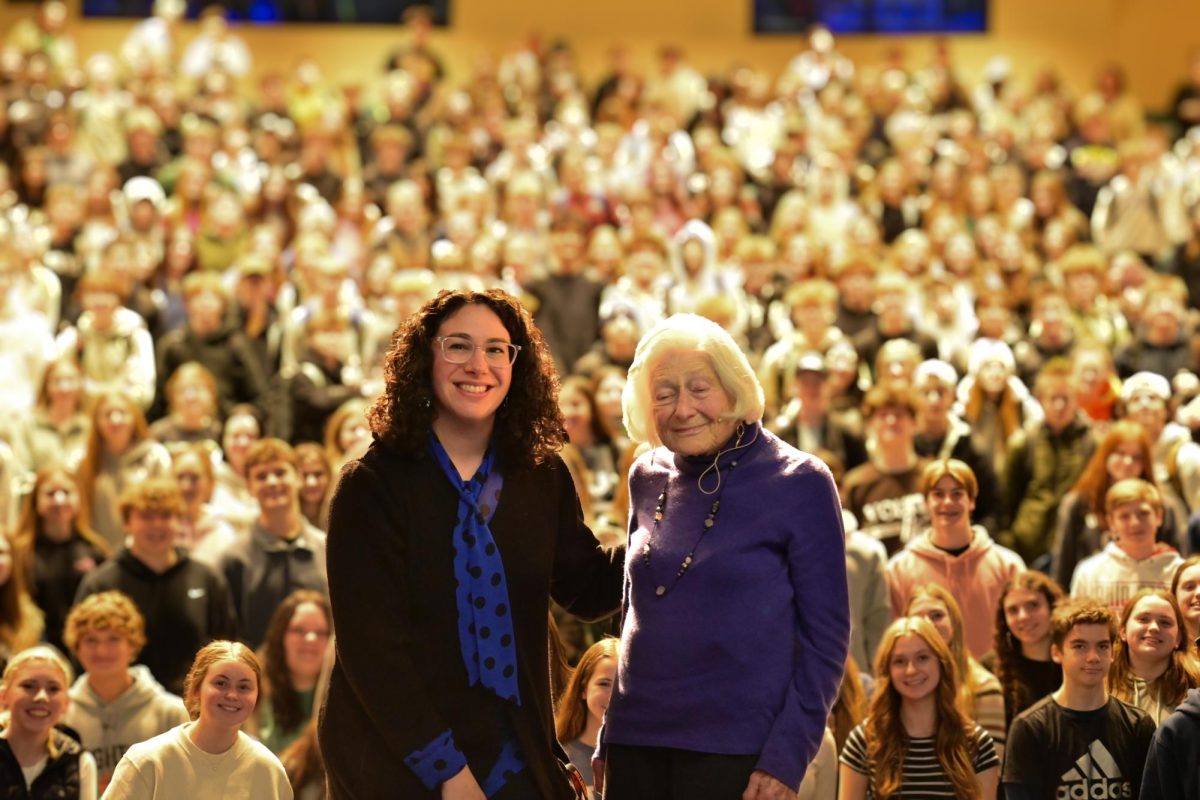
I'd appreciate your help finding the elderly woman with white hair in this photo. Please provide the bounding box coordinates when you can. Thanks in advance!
[596,314,849,800]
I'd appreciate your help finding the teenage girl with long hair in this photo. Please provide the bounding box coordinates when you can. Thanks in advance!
[1107,588,1200,725]
[1172,555,1200,650]
[839,616,999,800]
[905,584,1007,760]
[553,637,617,794]
[984,571,1065,729]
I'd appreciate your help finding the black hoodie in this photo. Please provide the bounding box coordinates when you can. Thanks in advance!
[1140,687,1200,800]
[73,547,239,695]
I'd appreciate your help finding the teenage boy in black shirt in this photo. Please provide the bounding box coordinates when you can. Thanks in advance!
[1003,599,1155,800]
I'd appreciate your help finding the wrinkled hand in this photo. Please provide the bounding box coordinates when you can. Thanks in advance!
[592,756,606,796]
[742,770,797,800]
[441,766,486,799]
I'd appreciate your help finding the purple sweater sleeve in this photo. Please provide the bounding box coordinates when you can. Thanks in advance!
[754,460,850,789]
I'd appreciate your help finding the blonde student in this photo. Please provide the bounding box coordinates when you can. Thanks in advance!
[0,646,98,799]
[101,641,291,800]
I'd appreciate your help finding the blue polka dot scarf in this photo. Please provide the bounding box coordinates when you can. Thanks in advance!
[429,434,521,705]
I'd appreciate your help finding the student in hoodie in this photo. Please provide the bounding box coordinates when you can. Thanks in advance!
[1171,556,1200,649]
[1108,588,1200,725]
[216,439,326,650]
[1052,421,1186,591]
[1121,370,1200,514]
[154,272,269,422]
[1139,687,1200,800]
[1071,479,1184,611]
[62,591,189,792]
[73,479,238,695]
[885,458,1025,659]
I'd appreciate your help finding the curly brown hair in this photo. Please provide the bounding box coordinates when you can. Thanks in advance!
[368,289,566,468]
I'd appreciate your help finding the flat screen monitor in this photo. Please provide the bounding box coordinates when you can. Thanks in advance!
[755,0,988,35]
[82,0,449,24]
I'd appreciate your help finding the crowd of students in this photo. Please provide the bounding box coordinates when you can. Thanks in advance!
[0,0,1200,796]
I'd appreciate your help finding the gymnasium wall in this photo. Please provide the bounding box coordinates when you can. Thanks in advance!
[0,0,1195,111]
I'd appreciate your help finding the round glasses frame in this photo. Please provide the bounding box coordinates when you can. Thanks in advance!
[434,335,522,367]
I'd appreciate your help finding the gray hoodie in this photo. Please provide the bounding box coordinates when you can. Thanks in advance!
[64,664,189,788]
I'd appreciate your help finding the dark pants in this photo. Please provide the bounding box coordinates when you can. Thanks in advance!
[604,744,759,800]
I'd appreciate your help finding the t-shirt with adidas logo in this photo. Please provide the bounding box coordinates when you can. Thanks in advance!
[1002,695,1156,800]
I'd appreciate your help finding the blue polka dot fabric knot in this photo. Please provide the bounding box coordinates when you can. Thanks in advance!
[429,434,521,705]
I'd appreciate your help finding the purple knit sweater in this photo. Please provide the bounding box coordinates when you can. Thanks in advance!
[603,424,850,789]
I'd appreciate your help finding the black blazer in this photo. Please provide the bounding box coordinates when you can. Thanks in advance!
[319,439,624,799]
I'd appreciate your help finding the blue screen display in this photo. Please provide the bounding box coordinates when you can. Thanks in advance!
[82,0,449,24]
[755,0,988,35]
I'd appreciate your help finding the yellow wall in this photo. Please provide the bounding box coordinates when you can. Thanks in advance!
[2,0,1196,109]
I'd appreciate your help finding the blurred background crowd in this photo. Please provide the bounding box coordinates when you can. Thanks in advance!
[0,0,1200,796]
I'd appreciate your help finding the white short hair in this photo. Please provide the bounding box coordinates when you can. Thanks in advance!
[621,314,765,447]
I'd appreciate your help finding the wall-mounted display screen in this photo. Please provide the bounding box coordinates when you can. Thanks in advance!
[82,0,449,24]
[755,0,987,35]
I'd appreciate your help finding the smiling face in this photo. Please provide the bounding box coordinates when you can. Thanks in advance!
[1106,441,1145,483]
[430,304,514,435]
[888,633,940,702]
[926,474,975,537]
[1108,499,1163,550]
[1004,588,1053,647]
[284,602,331,686]
[649,350,738,457]
[584,656,616,725]
[193,659,258,731]
[1176,564,1200,637]
[2,660,69,741]
[1052,623,1113,691]
[126,508,180,562]
[1122,595,1181,666]
[246,459,300,517]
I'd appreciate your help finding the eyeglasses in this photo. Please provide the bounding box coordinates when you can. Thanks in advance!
[435,335,521,367]
[286,627,331,641]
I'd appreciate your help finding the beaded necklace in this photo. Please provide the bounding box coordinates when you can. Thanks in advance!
[640,423,757,597]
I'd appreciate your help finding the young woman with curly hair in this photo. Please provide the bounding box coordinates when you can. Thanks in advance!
[1108,588,1200,724]
[983,571,1065,729]
[839,616,1000,800]
[319,289,624,799]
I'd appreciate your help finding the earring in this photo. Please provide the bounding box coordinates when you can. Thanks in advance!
[421,396,431,409]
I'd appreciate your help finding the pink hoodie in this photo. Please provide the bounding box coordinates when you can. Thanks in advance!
[886,526,1026,658]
